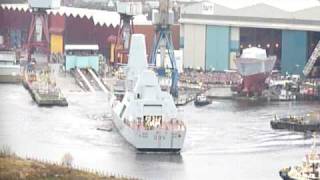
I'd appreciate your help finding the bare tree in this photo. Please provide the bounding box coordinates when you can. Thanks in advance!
[61,153,73,168]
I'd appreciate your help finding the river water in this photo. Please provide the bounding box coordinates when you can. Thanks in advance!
[1,84,320,180]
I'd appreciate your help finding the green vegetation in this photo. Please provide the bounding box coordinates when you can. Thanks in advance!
[0,146,136,180]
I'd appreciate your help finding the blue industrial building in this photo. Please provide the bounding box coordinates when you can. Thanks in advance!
[64,44,100,72]
[180,1,320,76]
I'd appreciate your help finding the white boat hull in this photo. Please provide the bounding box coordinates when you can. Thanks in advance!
[112,110,186,152]
[0,65,21,83]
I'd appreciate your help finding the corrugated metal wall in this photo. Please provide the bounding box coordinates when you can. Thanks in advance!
[0,9,31,48]
[183,24,206,69]
[281,30,307,75]
[205,25,230,71]
[0,8,3,32]
[49,15,65,34]
[64,16,97,44]
[94,25,117,58]
[0,8,180,62]
[1,9,31,30]
[64,16,118,58]
[9,29,22,48]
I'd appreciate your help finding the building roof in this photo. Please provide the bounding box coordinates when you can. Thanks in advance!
[65,44,99,51]
[180,0,320,31]
[0,3,152,27]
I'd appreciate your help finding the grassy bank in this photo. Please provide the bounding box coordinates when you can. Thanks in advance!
[0,155,135,180]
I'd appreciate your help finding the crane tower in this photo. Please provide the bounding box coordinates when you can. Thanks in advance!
[114,1,142,64]
[149,0,178,97]
[27,0,60,62]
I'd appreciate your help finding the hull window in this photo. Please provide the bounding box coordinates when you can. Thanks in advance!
[120,105,127,118]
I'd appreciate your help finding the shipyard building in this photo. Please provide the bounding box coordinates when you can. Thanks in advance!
[180,0,320,76]
[0,4,180,62]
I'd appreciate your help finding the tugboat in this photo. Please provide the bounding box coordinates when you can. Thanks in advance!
[110,34,186,152]
[280,133,320,180]
[271,112,320,132]
[194,94,211,107]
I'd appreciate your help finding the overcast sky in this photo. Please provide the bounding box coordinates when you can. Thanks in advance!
[207,0,320,11]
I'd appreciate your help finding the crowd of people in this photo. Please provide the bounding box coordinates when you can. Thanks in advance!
[180,69,241,86]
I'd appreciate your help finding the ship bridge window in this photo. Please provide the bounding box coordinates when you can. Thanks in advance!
[143,104,162,115]
[120,105,126,119]
[143,104,162,107]
[143,115,162,130]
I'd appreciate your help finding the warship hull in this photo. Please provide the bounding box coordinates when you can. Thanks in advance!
[111,110,185,152]
[240,73,269,95]
[234,48,276,95]
[110,34,186,152]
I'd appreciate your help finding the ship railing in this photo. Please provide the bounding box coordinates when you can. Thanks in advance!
[273,114,304,121]
[32,83,64,98]
[124,119,186,132]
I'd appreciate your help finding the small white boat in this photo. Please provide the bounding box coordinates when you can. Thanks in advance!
[0,51,20,83]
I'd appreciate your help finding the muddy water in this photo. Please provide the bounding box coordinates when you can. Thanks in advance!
[0,84,319,180]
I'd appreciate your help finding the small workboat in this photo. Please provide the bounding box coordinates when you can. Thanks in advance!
[0,51,21,83]
[194,94,211,107]
[271,112,320,132]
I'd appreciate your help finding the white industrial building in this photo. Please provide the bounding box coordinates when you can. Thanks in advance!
[179,0,320,75]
